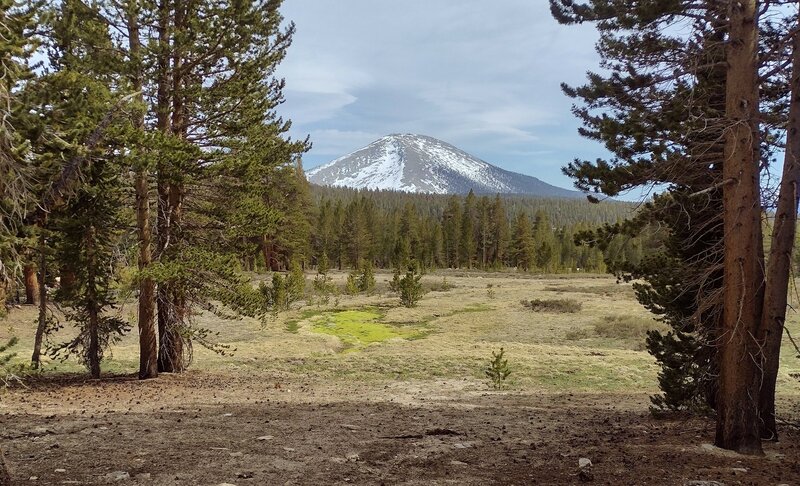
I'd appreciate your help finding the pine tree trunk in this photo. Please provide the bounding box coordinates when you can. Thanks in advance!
[31,233,47,368]
[0,448,10,486]
[23,262,38,305]
[127,0,158,380]
[758,16,800,441]
[86,225,101,379]
[716,0,763,455]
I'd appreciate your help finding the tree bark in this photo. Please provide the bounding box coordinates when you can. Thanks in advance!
[31,233,47,368]
[126,0,158,380]
[758,14,800,441]
[86,225,101,379]
[716,0,763,455]
[22,262,38,305]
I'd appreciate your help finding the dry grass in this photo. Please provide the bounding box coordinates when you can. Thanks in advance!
[1,271,799,398]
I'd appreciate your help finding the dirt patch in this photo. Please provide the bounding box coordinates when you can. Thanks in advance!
[1,372,799,485]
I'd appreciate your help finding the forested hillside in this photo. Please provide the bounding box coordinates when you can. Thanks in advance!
[297,186,645,273]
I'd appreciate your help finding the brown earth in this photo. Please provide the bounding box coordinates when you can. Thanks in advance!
[1,372,798,486]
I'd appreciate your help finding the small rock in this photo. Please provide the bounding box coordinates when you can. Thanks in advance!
[256,435,273,441]
[29,476,38,481]
[341,424,360,431]
[578,458,593,482]
[283,447,296,452]
[730,467,747,474]
[685,482,726,486]
[229,452,243,457]
[222,413,233,417]
[346,453,360,462]
[453,443,470,449]
[216,484,237,486]
[330,457,347,464]
[134,473,150,480]
[55,469,67,473]
[104,471,130,481]
[236,472,253,479]
[449,460,468,466]
[30,427,50,436]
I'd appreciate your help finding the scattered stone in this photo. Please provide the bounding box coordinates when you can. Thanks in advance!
[229,452,243,457]
[341,424,360,431]
[236,472,253,479]
[256,435,273,441]
[346,453,360,462]
[222,413,233,417]
[283,447,296,452]
[55,469,67,473]
[685,481,725,486]
[216,483,237,486]
[29,476,38,481]
[330,457,347,464]
[104,471,130,481]
[30,427,50,436]
[578,457,593,482]
[449,460,468,466]
[730,467,747,474]
[453,443,471,449]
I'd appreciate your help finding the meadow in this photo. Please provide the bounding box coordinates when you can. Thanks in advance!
[1,271,799,484]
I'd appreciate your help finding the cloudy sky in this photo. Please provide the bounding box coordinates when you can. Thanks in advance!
[275,1,604,191]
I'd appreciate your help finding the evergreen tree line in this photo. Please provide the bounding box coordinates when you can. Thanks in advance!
[303,188,646,274]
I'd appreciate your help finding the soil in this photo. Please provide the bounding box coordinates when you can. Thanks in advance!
[1,371,798,486]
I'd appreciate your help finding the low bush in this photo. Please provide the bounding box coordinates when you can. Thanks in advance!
[521,298,581,313]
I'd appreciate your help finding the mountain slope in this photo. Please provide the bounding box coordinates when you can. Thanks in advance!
[306,134,581,197]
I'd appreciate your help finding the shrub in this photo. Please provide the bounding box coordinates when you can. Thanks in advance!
[521,298,581,313]
[345,272,359,295]
[594,314,666,339]
[428,277,456,292]
[397,266,423,307]
[357,261,375,293]
[485,347,511,389]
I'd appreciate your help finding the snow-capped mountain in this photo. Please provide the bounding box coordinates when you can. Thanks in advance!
[306,134,581,197]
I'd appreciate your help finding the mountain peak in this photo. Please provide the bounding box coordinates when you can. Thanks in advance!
[306,134,581,197]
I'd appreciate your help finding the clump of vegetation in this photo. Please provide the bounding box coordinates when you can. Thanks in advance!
[312,253,337,304]
[345,272,359,295]
[594,315,666,339]
[486,283,496,299]
[428,277,456,292]
[521,298,581,313]
[564,328,592,341]
[396,266,424,308]
[1,336,20,387]
[357,261,376,294]
[485,347,511,389]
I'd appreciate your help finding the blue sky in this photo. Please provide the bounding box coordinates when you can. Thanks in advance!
[274,1,607,192]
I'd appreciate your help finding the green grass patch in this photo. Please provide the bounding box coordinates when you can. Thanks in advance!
[311,308,429,349]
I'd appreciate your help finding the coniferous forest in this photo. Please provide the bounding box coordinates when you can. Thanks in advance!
[1,0,800,483]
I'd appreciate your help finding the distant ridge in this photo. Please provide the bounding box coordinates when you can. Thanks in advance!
[306,134,582,198]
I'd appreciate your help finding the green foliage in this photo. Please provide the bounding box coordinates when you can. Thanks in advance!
[1,336,20,387]
[397,265,424,308]
[521,298,581,313]
[344,272,359,295]
[485,347,511,389]
[357,260,375,293]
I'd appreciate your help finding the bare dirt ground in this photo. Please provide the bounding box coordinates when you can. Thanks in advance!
[2,273,800,485]
[2,373,799,485]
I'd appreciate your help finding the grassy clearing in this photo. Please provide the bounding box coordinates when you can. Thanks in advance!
[1,271,799,401]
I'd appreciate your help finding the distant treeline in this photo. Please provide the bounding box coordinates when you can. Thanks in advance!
[259,185,649,274]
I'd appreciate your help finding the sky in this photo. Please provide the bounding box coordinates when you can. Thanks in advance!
[274,1,607,193]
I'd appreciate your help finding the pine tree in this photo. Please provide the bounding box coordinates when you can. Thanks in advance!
[510,213,534,271]
[459,190,476,268]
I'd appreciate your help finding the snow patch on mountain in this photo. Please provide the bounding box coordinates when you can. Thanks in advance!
[306,134,581,198]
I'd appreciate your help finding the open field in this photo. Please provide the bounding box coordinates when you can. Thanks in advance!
[1,271,800,485]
